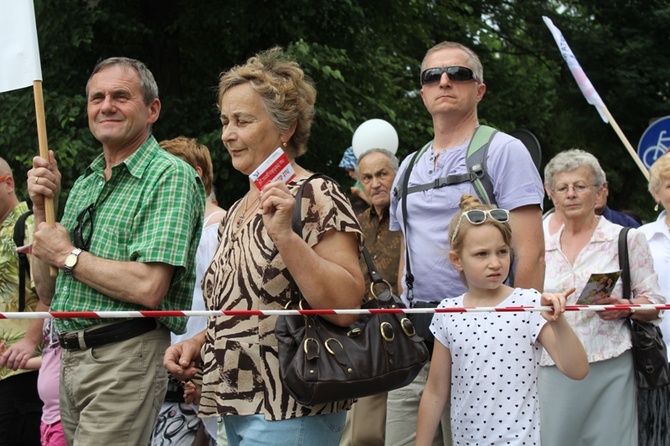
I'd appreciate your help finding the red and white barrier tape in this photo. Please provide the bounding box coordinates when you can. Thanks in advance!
[0,303,667,319]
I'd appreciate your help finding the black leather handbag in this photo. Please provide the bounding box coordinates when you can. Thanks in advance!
[619,227,670,446]
[618,227,670,389]
[275,174,429,406]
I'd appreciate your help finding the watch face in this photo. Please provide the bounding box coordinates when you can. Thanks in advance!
[65,253,77,268]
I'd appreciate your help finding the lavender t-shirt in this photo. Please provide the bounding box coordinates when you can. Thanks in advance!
[390,131,544,306]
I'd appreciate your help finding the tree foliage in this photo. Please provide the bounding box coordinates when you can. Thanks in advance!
[1,0,667,221]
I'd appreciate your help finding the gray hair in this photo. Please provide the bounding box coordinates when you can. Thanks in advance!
[355,149,399,177]
[421,41,484,84]
[86,57,159,105]
[544,149,607,190]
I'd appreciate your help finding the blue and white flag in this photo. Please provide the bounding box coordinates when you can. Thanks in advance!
[543,16,608,123]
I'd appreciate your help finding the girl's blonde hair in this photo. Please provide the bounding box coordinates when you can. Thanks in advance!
[448,194,513,285]
[448,194,513,254]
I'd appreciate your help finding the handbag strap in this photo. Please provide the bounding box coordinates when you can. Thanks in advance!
[288,172,384,303]
[618,227,631,300]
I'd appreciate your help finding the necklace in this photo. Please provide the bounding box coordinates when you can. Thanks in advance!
[236,193,260,229]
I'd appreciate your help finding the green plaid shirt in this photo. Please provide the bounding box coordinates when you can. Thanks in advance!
[51,136,204,334]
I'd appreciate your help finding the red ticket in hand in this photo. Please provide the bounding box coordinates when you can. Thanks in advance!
[249,148,296,190]
[16,243,33,254]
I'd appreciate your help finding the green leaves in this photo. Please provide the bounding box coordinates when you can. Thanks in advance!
[0,0,666,220]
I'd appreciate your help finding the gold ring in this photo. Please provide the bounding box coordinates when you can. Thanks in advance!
[34,176,39,184]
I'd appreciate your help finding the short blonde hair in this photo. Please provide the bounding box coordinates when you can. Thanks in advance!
[217,47,316,158]
[448,194,513,286]
[159,136,214,196]
[648,152,670,196]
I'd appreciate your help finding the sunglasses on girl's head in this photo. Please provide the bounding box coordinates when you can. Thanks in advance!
[420,66,478,85]
[451,208,510,244]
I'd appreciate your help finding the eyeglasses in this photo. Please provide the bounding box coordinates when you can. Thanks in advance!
[552,184,597,195]
[73,204,95,251]
[420,66,478,85]
[0,174,10,184]
[451,208,510,244]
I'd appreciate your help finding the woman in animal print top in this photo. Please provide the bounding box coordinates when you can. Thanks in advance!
[163,47,365,446]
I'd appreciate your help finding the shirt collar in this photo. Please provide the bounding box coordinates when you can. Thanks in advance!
[86,135,159,180]
[367,205,390,222]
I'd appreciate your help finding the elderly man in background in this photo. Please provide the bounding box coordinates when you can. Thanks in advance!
[340,148,402,446]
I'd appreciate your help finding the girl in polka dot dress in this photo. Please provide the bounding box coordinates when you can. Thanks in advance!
[416,195,589,446]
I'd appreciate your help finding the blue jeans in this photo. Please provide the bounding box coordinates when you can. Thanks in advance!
[224,413,346,446]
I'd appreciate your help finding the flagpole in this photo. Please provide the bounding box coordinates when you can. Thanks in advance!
[600,106,650,181]
[32,79,57,276]
[543,16,650,181]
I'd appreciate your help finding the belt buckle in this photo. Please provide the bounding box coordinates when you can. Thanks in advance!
[58,333,81,350]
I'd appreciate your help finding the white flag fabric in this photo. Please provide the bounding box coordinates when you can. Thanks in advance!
[543,16,608,123]
[0,0,42,93]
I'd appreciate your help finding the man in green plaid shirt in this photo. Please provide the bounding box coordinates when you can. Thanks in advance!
[27,57,205,446]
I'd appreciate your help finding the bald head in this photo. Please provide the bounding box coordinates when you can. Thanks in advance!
[0,157,20,224]
[0,157,12,177]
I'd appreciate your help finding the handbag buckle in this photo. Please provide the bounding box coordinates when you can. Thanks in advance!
[380,322,395,342]
[400,318,417,337]
[324,338,344,356]
[303,338,320,359]
[370,279,393,300]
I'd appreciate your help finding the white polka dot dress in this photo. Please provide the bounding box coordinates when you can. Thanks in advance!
[430,288,546,445]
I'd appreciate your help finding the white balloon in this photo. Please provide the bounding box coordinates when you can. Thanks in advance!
[351,119,399,158]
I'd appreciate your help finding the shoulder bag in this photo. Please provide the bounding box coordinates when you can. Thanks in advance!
[618,227,670,446]
[275,173,429,406]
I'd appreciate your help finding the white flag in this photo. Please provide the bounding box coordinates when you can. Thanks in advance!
[543,16,608,123]
[0,0,42,93]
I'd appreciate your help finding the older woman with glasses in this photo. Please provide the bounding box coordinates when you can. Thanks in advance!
[538,149,663,446]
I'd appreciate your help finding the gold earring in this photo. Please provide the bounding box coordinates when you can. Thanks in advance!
[655,202,660,212]
[282,142,287,148]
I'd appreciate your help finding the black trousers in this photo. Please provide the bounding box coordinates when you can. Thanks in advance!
[0,371,42,446]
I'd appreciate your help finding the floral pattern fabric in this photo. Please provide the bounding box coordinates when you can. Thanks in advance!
[540,216,664,365]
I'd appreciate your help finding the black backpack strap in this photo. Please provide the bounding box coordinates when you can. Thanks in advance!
[12,209,33,312]
[400,150,423,307]
[618,227,631,300]
[393,141,431,199]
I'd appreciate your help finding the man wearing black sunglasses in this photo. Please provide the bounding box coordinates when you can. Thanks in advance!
[27,57,205,446]
[386,42,546,446]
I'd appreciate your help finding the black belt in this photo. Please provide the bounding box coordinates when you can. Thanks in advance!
[58,318,158,351]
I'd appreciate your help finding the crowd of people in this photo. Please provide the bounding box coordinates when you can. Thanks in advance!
[0,39,667,446]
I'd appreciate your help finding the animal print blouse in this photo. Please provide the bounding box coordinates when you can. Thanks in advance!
[199,175,363,420]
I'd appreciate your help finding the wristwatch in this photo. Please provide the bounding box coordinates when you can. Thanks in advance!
[64,248,82,276]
